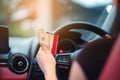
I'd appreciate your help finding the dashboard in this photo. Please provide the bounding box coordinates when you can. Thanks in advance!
[0,22,109,80]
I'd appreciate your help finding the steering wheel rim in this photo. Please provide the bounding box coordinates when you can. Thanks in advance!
[54,22,112,80]
[54,22,110,38]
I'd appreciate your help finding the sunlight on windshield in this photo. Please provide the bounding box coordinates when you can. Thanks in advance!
[3,0,53,37]
[0,0,113,37]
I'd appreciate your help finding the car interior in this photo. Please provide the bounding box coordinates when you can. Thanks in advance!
[0,0,119,80]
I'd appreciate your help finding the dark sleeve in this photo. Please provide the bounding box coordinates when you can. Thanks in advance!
[75,38,115,80]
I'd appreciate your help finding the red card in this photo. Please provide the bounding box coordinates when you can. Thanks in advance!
[51,34,59,56]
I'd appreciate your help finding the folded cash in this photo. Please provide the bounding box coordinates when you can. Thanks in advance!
[37,28,58,55]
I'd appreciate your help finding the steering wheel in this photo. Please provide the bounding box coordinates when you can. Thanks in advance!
[55,21,111,70]
[54,22,111,80]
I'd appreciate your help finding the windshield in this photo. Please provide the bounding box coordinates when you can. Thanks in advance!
[0,0,113,37]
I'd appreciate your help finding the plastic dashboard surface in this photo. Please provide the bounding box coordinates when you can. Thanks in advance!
[0,67,27,80]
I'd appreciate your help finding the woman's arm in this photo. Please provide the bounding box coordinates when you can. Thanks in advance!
[36,45,57,80]
[69,61,87,80]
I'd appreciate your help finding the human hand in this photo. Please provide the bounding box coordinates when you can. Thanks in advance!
[105,34,112,39]
[36,44,57,80]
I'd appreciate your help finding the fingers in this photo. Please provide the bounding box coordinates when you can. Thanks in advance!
[105,34,112,39]
[37,43,51,56]
[40,43,47,49]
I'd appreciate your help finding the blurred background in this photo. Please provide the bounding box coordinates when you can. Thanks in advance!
[0,0,113,37]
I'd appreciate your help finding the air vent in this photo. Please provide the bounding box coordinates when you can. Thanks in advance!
[56,54,71,65]
[8,54,29,74]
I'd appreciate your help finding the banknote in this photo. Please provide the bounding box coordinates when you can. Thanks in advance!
[37,28,58,55]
